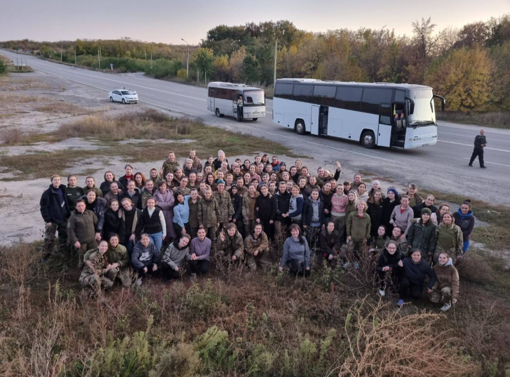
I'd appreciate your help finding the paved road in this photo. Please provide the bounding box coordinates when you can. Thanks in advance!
[2,49,509,206]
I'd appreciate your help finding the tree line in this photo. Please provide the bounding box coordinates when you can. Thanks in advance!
[1,15,509,112]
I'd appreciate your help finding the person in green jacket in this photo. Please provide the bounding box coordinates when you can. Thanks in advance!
[406,208,437,263]
[79,240,114,295]
[434,212,463,264]
[67,199,99,268]
[346,201,372,265]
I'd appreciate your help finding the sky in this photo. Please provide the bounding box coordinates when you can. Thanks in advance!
[0,0,509,45]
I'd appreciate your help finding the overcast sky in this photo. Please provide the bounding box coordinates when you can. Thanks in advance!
[1,0,508,45]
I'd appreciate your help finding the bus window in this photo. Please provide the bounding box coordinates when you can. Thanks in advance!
[293,84,313,102]
[395,90,405,103]
[275,83,294,99]
[380,104,392,125]
[335,87,363,111]
[361,88,393,115]
[312,85,336,106]
[209,88,215,97]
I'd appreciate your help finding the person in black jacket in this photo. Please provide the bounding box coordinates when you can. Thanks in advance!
[229,184,244,237]
[469,129,487,168]
[83,191,107,237]
[255,184,277,240]
[367,190,384,237]
[100,171,124,196]
[274,181,291,239]
[320,221,341,268]
[397,249,436,306]
[121,197,142,253]
[118,164,134,189]
[382,188,400,233]
[375,241,402,297]
[40,174,70,259]
[453,200,476,253]
[102,199,125,241]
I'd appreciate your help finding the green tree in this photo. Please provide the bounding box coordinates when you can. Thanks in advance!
[425,46,493,112]
[0,59,7,75]
[242,55,261,82]
[191,47,215,80]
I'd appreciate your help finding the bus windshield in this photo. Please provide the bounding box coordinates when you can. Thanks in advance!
[408,89,436,127]
[243,90,265,106]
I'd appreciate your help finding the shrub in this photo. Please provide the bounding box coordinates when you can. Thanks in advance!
[339,297,480,377]
[194,326,237,374]
[0,59,7,75]
[149,343,199,377]
[0,128,24,145]
[177,68,188,79]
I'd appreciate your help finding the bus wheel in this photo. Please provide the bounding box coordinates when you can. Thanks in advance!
[361,131,376,149]
[295,120,306,135]
[252,118,258,121]
[215,108,223,117]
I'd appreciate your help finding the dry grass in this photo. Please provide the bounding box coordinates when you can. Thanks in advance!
[0,129,24,145]
[340,298,480,377]
[0,77,52,91]
[0,109,295,179]
[437,111,510,129]
[35,102,84,115]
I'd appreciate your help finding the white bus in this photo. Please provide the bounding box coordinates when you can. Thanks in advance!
[207,82,266,121]
[272,79,445,149]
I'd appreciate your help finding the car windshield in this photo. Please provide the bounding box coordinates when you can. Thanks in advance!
[243,90,265,105]
[121,91,131,95]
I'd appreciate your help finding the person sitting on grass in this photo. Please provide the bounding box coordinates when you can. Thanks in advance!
[397,249,436,307]
[429,252,459,312]
[79,240,114,296]
[279,224,311,278]
[160,234,191,283]
[216,222,245,265]
[375,240,403,297]
[131,233,160,286]
[320,221,342,268]
[244,223,271,271]
[188,227,211,280]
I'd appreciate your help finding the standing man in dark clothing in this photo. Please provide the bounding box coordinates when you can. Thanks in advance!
[40,174,70,259]
[469,129,487,168]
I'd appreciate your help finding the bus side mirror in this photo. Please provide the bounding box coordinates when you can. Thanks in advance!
[433,94,446,111]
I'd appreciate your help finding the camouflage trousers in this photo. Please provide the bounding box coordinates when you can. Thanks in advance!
[245,248,271,271]
[79,273,114,291]
[105,267,133,287]
[42,222,68,258]
[429,286,452,304]
[347,239,368,260]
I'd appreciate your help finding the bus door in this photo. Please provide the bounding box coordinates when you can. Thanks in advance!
[319,106,329,136]
[377,103,392,147]
[208,89,215,112]
[311,105,320,134]
[391,102,407,148]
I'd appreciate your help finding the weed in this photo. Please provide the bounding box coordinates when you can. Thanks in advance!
[0,129,24,145]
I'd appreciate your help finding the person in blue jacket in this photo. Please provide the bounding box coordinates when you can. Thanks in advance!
[453,200,475,253]
[173,193,191,237]
[397,249,436,307]
[288,185,304,227]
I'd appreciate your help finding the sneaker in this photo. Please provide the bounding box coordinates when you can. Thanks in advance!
[480,166,487,169]
[440,302,452,312]
[378,289,386,297]
[135,277,142,286]
[396,299,404,307]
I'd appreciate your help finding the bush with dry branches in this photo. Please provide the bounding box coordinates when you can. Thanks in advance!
[339,297,480,377]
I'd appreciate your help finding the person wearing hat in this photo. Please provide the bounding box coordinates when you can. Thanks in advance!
[406,207,437,263]
[214,179,234,232]
[229,183,245,237]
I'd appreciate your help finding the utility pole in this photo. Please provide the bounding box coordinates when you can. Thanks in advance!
[205,71,207,85]
[181,38,190,78]
[197,69,199,83]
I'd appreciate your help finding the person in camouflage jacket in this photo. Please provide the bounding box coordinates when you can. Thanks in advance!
[242,184,259,236]
[198,188,220,246]
[79,240,114,294]
[214,180,234,230]
[244,223,270,271]
[161,151,180,178]
[216,223,244,264]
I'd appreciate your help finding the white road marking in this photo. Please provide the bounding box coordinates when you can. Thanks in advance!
[438,140,510,153]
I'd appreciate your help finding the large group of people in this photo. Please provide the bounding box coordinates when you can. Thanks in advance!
[40,149,474,311]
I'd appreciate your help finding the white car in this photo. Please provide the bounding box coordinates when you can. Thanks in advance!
[109,89,138,104]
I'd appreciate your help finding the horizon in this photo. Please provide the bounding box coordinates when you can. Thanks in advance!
[0,0,509,45]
